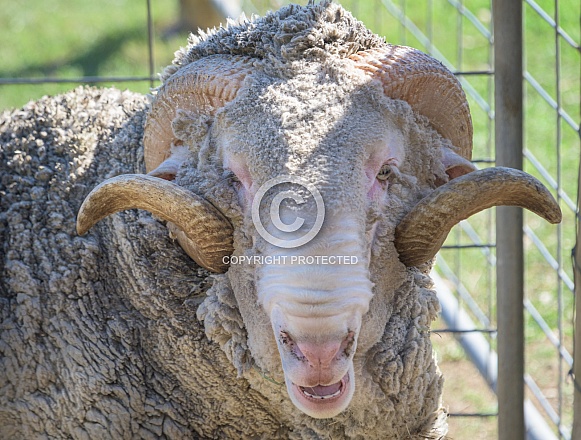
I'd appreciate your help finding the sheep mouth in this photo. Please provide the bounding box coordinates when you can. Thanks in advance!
[287,369,354,418]
[296,375,348,401]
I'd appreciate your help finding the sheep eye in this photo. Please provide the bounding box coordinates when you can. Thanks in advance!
[376,164,393,182]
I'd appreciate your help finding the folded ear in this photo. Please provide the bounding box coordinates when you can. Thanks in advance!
[439,146,477,184]
[147,144,190,181]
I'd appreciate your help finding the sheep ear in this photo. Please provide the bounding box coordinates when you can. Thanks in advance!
[147,144,190,181]
[437,146,477,185]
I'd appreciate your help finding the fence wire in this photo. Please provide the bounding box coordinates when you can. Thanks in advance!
[0,0,579,438]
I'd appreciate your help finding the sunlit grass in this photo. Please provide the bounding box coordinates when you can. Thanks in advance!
[0,0,184,110]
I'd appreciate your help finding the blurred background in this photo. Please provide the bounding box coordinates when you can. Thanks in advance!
[0,1,579,438]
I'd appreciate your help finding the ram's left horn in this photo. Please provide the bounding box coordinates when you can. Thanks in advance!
[394,167,562,267]
[77,174,234,273]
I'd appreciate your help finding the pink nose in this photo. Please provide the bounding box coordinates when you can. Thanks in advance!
[296,341,342,368]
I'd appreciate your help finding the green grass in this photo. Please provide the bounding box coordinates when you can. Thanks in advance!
[0,0,183,110]
[1,0,578,437]
[432,326,499,439]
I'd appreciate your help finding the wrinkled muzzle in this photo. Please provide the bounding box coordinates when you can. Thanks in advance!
[247,178,373,418]
[258,241,373,418]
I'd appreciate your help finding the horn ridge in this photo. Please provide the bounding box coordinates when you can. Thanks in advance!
[143,55,254,173]
[350,46,473,161]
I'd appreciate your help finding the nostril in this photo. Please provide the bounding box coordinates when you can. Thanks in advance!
[279,331,294,346]
[340,331,356,357]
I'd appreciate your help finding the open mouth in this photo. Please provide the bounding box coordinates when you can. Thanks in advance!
[288,370,354,418]
[297,374,348,401]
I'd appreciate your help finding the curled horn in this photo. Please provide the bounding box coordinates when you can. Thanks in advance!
[350,45,473,161]
[78,55,254,272]
[394,167,562,267]
[144,55,255,173]
[77,175,233,273]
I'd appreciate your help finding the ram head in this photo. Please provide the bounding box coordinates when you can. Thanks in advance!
[77,2,560,420]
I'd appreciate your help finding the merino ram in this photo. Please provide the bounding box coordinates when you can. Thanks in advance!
[0,1,561,438]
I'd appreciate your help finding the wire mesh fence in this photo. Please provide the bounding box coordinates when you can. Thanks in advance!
[0,0,579,438]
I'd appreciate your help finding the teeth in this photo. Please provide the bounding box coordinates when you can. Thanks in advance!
[301,387,342,400]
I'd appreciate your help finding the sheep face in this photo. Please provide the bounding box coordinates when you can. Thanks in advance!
[194,65,440,418]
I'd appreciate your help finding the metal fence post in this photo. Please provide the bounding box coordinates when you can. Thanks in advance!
[493,0,525,438]
[573,153,581,439]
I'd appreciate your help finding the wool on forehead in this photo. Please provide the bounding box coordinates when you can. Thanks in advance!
[218,66,396,176]
[161,0,387,82]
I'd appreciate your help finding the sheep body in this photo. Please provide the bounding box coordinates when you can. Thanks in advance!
[0,86,445,439]
[0,2,461,437]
